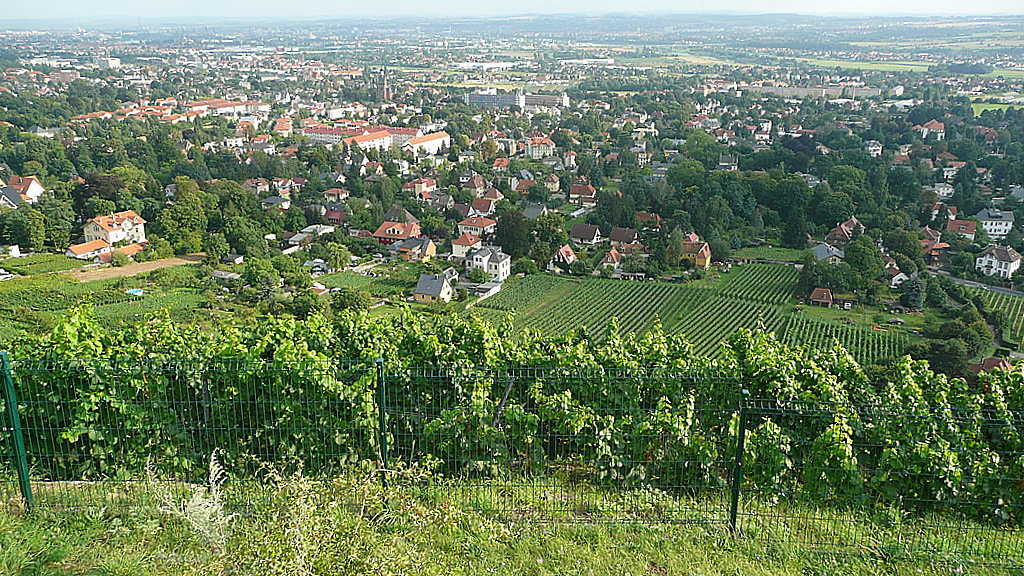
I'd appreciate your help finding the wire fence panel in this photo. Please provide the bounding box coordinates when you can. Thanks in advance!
[740,399,1024,567]
[380,366,741,523]
[3,358,1024,567]
[4,359,377,511]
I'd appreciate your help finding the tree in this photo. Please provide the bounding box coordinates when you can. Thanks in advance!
[467,267,488,283]
[26,210,45,252]
[332,287,373,314]
[900,278,926,310]
[709,238,732,262]
[243,258,281,298]
[110,251,130,267]
[844,236,884,289]
[202,233,230,266]
[495,210,532,258]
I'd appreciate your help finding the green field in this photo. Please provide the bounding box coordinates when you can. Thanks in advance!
[0,266,210,334]
[974,289,1024,347]
[972,102,1017,115]
[790,57,932,72]
[4,477,1017,576]
[0,253,83,275]
[474,264,910,364]
[734,246,806,263]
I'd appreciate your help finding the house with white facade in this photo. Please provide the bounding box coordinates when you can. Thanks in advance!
[84,210,147,245]
[466,246,511,282]
[976,244,1021,279]
[976,209,1015,240]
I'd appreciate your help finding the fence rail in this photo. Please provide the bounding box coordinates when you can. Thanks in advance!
[2,357,1023,567]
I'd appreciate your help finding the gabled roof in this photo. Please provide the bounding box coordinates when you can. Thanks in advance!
[810,288,833,303]
[978,244,1022,263]
[414,273,452,297]
[609,227,639,243]
[67,238,111,256]
[570,223,601,240]
[453,233,482,247]
[947,219,977,234]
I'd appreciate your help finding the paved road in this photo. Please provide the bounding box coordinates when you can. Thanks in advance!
[931,270,1024,298]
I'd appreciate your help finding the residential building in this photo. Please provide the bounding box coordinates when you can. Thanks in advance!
[812,243,845,264]
[976,209,1015,240]
[452,233,483,259]
[825,216,864,247]
[946,219,977,241]
[548,244,578,273]
[83,210,147,245]
[372,221,421,244]
[975,245,1021,279]
[467,246,511,282]
[404,132,451,157]
[388,237,436,262]
[524,137,556,160]
[681,241,712,270]
[570,223,602,245]
[413,273,455,303]
[457,216,497,238]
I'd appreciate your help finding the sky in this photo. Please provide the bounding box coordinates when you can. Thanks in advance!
[3,0,1023,21]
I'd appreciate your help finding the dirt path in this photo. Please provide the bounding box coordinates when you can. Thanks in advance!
[65,254,204,282]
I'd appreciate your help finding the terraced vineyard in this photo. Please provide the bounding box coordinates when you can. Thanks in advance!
[778,316,909,365]
[512,279,704,341]
[472,265,916,362]
[669,296,784,357]
[973,289,1024,346]
[717,263,799,305]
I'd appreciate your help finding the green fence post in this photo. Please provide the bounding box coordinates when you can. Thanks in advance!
[1,352,33,512]
[375,359,388,490]
[728,389,750,534]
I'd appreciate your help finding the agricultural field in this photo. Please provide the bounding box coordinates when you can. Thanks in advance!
[473,263,910,363]
[973,289,1024,347]
[0,253,83,275]
[0,265,212,334]
[733,246,806,262]
[778,316,910,365]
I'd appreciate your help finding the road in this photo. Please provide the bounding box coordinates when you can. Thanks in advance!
[931,270,1024,298]
[65,254,204,282]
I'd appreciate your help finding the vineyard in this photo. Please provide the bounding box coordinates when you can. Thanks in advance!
[778,316,909,365]
[668,296,784,357]
[973,289,1024,347]
[0,253,83,275]
[716,263,800,304]
[472,264,913,362]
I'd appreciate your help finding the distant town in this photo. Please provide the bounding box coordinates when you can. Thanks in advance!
[0,15,1023,376]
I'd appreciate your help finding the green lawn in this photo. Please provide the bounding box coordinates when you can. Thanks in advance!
[0,253,83,275]
[1,477,1019,576]
[734,246,806,262]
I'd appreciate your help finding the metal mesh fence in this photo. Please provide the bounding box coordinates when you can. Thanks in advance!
[740,399,1024,566]
[2,357,1024,567]
[380,366,739,523]
[2,358,377,510]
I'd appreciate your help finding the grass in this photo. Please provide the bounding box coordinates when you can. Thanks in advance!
[0,253,83,275]
[789,57,932,72]
[734,246,806,263]
[2,475,1021,575]
[973,103,1018,115]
